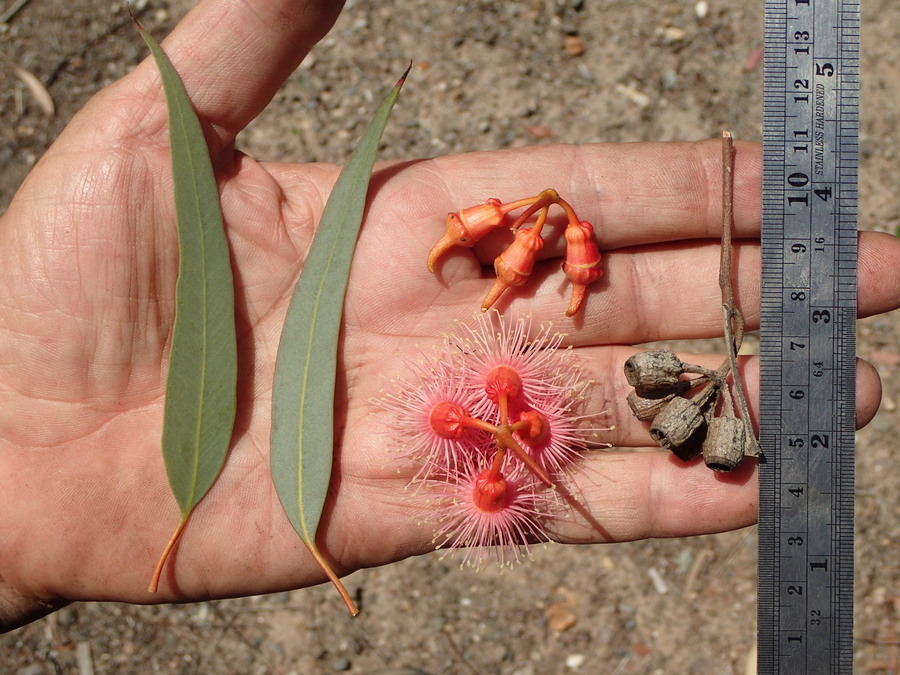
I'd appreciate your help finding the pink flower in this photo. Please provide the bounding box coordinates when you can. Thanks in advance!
[450,312,582,422]
[374,311,606,569]
[376,353,487,482]
[429,454,548,568]
[513,392,599,478]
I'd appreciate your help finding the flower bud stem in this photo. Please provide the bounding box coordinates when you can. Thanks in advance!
[461,416,499,434]
[453,395,556,487]
[507,189,559,232]
[556,197,580,227]
[501,432,555,488]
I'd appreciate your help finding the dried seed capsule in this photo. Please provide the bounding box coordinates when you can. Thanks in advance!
[649,396,707,461]
[701,416,747,472]
[626,383,690,421]
[624,350,686,393]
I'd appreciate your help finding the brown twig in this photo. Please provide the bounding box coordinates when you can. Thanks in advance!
[719,131,759,456]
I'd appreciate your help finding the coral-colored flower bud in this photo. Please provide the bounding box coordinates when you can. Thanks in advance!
[515,409,551,446]
[427,198,507,272]
[484,364,523,403]
[472,469,510,514]
[562,220,602,316]
[429,400,470,439]
[481,226,544,311]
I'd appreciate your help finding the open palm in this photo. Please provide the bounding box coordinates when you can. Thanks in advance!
[2,0,898,630]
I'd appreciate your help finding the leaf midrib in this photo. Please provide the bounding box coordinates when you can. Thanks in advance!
[295,172,362,540]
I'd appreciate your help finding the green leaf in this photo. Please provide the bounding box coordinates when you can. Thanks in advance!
[138,26,238,592]
[270,64,410,615]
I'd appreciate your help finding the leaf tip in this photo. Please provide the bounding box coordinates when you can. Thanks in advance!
[125,1,144,32]
[398,60,413,87]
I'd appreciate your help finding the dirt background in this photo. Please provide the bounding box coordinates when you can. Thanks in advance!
[1,0,898,673]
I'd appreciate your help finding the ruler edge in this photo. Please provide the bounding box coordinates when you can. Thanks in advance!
[757,0,860,671]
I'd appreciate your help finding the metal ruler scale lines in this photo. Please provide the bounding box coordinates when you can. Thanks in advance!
[759,0,859,672]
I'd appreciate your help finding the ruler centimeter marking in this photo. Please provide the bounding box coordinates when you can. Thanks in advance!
[759,0,859,672]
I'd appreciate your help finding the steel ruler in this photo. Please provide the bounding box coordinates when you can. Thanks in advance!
[758,0,859,672]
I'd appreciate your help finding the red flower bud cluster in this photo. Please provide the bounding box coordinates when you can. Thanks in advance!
[427,190,603,316]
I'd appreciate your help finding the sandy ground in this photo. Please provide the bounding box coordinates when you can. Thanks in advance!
[1,0,898,673]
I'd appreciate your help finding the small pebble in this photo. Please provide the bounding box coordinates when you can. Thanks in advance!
[661,69,679,90]
[744,46,764,72]
[660,26,686,43]
[565,653,586,669]
[545,603,577,632]
[648,567,669,594]
[632,641,652,657]
[15,665,46,675]
[616,83,651,109]
[330,657,351,672]
[564,35,585,56]
[871,350,900,366]
[522,123,553,139]
[695,1,709,19]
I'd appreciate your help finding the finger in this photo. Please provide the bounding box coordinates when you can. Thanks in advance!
[488,239,762,343]
[400,141,898,324]
[416,226,899,345]
[859,231,900,315]
[410,139,762,258]
[133,0,344,149]
[547,450,759,544]
[552,356,885,544]
[581,347,884,448]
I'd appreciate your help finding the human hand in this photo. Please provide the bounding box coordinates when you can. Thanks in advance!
[2,0,898,631]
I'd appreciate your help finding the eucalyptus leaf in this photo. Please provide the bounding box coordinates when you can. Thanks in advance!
[270,64,410,615]
[139,26,237,592]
